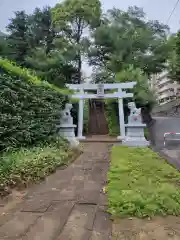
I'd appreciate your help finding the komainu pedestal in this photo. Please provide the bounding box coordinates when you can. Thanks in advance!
[58,103,79,147]
[122,102,149,147]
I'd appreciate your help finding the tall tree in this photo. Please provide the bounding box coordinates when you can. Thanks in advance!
[28,6,55,54]
[116,66,156,106]
[26,6,79,87]
[0,34,9,58]
[168,32,180,83]
[7,11,30,66]
[6,7,56,66]
[89,7,170,77]
[52,0,102,83]
[26,44,78,87]
[88,6,170,106]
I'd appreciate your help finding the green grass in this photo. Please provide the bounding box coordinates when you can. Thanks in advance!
[108,146,180,218]
[0,137,80,197]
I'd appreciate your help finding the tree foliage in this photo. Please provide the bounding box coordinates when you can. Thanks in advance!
[6,11,30,66]
[28,6,55,54]
[26,46,78,88]
[88,6,170,106]
[116,66,156,106]
[52,0,102,83]
[89,7,170,76]
[4,7,78,87]
[0,36,9,58]
[26,6,79,87]
[1,3,172,105]
[168,33,180,83]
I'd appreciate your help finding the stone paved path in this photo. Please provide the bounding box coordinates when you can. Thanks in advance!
[0,143,112,240]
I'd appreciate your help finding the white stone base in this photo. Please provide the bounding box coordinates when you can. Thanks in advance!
[68,137,79,148]
[122,137,149,147]
[77,136,86,140]
[122,123,149,147]
[117,136,125,141]
[58,125,79,147]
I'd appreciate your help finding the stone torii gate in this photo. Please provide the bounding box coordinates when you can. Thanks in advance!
[66,82,136,140]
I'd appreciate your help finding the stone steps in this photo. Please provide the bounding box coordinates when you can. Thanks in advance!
[79,135,121,143]
[80,139,120,143]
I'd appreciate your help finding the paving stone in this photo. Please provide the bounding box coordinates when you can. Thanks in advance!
[86,171,105,182]
[72,168,85,176]
[90,231,111,240]
[83,161,94,170]
[84,180,101,191]
[21,197,52,213]
[99,193,108,206]
[26,185,65,199]
[78,189,100,204]
[69,179,84,191]
[0,212,39,239]
[52,185,79,201]
[23,201,74,240]
[93,209,112,235]
[65,204,97,230]
[48,200,75,212]
[0,213,14,227]
[71,175,84,181]
[93,164,105,175]
[57,225,91,240]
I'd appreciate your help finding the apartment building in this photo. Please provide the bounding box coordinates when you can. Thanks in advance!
[150,71,180,105]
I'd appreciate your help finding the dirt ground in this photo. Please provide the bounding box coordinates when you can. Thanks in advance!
[113,217,180,240]
[0,189,27,215]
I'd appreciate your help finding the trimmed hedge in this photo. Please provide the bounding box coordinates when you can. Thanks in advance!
[0,58,72,95]
[0,58,67,150]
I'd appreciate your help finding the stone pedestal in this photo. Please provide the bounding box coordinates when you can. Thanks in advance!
[58,123,79,147]
[58,103,79,147]
[122,123,149,147]
[77,136,86,140]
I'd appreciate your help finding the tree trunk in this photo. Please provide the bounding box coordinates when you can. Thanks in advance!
[77,53,82,84]
[76,19,82,84]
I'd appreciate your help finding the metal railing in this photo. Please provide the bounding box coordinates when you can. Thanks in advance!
[164,132,180,147]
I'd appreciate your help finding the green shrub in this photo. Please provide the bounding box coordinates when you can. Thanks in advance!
[0,137,78,196]
[83,100,89,134]
[0,59,68,150]
[108,146,180,218]
[105,100,119,136]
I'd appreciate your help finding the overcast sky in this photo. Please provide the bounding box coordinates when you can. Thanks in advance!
[0,0,180,33]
